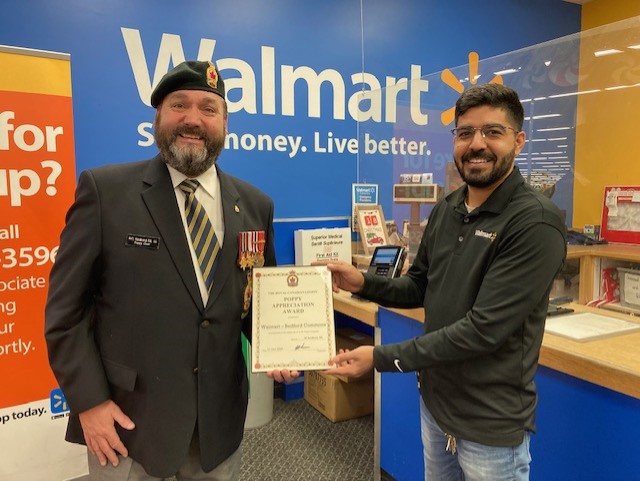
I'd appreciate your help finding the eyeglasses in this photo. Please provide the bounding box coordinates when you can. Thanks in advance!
[450,124,518,142]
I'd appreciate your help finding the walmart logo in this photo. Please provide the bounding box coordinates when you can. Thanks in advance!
[50,388,69,414]
[440,52,504,126]
[474,229,497,242]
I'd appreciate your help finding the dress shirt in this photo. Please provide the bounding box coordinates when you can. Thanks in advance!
[167,163,224,305]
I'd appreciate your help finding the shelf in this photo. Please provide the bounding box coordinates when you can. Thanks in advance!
[600,302,640,317]
[566,244,640,306]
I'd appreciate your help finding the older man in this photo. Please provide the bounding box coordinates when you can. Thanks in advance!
[46,60,295,481]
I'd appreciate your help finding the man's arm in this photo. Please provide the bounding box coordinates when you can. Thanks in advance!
[45,170,133,465]
[45,170,110,411]
[374,222,566,373]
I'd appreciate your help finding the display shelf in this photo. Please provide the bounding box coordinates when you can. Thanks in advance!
[566,244,640,314]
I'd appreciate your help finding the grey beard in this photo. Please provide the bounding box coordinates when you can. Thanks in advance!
[156,124,225,177]
[162,143,218,178]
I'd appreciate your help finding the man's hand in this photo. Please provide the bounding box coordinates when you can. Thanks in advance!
[325,346,374,378]
[267,369,300,383]
[79,400,135,467]
[322,260,365,294]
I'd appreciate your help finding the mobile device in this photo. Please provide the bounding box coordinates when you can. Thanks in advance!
[367,246,406,278]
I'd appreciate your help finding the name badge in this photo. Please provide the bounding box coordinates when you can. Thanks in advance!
[125,234,160,250]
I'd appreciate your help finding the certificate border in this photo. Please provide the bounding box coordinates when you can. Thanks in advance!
[251,266,336,371]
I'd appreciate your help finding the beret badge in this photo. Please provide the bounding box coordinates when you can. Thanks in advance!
[206,62,219,89]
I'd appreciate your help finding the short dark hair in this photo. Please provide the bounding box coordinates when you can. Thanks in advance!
[454,83,524,131]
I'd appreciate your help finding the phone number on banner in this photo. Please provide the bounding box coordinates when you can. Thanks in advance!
[0,246,58,268]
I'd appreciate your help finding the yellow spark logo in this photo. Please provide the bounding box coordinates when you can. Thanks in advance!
[440,52,504,126]
[52,392,67,411]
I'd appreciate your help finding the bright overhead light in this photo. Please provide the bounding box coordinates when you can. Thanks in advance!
[531,114,561,120]
[549,89,600,98]
[547,137,568,141]
[493,68,519,75]
[544,60,552,67]
[605,85,631,91]
[537,127,572,132]
[594,48,623,57]
[628,44,640,49]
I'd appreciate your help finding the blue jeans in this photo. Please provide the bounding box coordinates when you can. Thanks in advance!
[420,399,531,481]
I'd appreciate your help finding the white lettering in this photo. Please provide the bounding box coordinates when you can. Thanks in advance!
[122,28,430,125]
[281,66,345,119]
[0,111,62,152]
[261,46,276,115]
[225,132,305,159]
[349,73,383,122]
[137,122,155,147]
[219,57,257,114]
[122,27,217,107]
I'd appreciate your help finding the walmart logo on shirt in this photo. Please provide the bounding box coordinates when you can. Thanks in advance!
[474,229,497,242]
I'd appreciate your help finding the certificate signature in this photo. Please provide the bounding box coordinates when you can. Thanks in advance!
[251,266,336,372]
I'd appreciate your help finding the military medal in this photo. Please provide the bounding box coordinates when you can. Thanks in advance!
[239,230,265,318]
[238,230,266,270]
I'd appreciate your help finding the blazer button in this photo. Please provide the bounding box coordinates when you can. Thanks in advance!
[193,367,198,374]
[201,320,210,328]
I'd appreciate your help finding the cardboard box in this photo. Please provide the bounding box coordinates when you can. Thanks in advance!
[304,370,373,422]
[304,328,374,422]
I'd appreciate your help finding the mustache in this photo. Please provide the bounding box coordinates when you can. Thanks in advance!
[172,125,208,141]
[461,150,497,163]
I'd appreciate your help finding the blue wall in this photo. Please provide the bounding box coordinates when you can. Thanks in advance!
[0,0,581,260]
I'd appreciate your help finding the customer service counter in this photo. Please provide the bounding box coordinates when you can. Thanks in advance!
[333,286,640,481]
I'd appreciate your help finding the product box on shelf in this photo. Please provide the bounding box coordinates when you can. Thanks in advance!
[303,328,374,422]
[617,267,640,308]
[294,227,352,265]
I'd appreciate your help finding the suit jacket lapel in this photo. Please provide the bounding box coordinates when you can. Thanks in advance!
[207,167,243,308]
[141,156,203,309]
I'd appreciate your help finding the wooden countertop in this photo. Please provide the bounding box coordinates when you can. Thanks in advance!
[540,303,640,399]
[567,243,640,262]
[333,289,379,327]
[334,291,640,399]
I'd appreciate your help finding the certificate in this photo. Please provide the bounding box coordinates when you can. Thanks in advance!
[251,266,336,372]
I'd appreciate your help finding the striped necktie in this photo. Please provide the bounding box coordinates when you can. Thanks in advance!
[179,179,220,293]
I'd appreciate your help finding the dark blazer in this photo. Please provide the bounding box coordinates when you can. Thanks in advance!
[45,156,276,477]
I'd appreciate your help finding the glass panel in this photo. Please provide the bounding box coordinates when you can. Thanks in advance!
[356,16,640,262]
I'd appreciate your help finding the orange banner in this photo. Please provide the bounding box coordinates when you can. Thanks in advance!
[0,48,76,409]
[0,45,87,481]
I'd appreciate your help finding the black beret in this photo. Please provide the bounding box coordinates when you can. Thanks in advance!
[150,60,225,108]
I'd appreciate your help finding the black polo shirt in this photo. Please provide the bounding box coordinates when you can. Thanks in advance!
[362,167,567,446]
